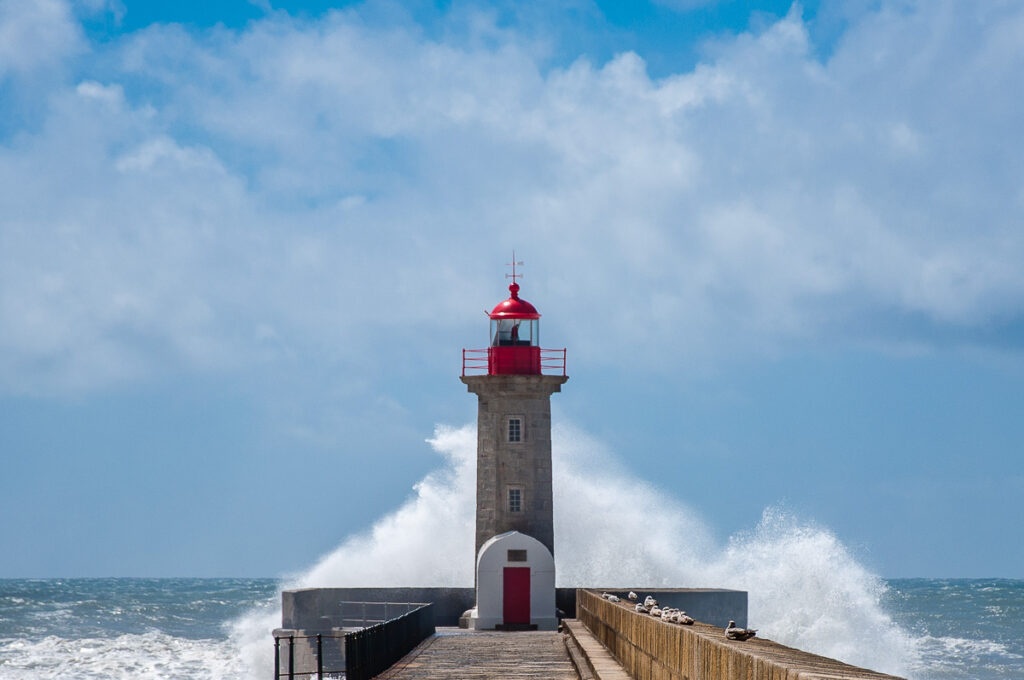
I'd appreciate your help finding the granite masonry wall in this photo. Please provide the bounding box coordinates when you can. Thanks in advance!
[461,374,568,559]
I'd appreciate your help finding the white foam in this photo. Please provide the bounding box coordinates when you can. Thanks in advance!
[292,425,477,589]
[702,508,917,673]
[0,632,237,680]
[229,608,282,680]
[233,422,920,678]
[911,634,1023,672]
[552,424,916,675]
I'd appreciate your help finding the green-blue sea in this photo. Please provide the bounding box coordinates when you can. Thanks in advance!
[0,578,1020,679]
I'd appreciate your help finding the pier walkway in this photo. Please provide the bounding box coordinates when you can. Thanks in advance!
[376,628,579,680]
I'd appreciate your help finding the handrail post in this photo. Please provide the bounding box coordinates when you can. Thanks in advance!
[273,637,280,680]
[316,634,323,680]
[288,635,294,680]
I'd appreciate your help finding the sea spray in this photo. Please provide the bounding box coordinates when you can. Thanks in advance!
[550,424,915,674]
[0,632,240,680]
[550,423,718,586]
[234,422,916,677]
[233,426,477,679]
[706,510,916,673]
[230,608,281,680]
[295,425,477,588]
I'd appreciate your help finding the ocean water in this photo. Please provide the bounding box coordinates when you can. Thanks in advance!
[0,577,1020,679]
[2,426,1020,679]
[885,579,1024,679]
[0,578,279,679]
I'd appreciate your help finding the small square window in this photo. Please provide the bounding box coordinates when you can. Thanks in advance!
[508,549,527,562]
[508,418,521,442]
[508,488,522,512]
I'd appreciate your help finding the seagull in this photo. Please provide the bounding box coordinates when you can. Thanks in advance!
[725,620,757,641]
[644,596,658,609]
[628,591,638,602]
[607,594,621,603]
[677,611,694,625]
[650,606,662,617]
[635,603,647,613]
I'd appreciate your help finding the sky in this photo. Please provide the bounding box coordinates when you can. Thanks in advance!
[0,0,1022,579]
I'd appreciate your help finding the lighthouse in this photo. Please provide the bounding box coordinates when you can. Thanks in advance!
[460,261,567,631]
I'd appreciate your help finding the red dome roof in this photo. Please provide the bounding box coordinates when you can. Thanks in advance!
[489,283,540,319]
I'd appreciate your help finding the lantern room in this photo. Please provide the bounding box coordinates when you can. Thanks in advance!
[488,282,541,374]
[461,261,566,377]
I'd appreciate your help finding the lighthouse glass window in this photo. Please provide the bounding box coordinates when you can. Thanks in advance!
[491,319,538,346]
[508,488,522,513]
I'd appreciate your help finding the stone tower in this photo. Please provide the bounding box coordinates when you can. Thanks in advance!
[460,267,566,630]
[462,373,567,558]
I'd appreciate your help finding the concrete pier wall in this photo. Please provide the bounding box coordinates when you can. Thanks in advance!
[282,586,747,629]
[577,589,905,680]
[586,588,747,629]
[282,588,474,628]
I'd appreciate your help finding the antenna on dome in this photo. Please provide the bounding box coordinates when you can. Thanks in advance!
[506,251,524,285]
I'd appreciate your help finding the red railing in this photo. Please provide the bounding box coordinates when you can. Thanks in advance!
[540,348,568,375]
[462,349,489,375]
[462,348,567,376]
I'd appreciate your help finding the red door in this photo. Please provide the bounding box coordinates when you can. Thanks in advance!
[503,567,531,624]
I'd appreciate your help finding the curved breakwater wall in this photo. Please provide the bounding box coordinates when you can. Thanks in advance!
[576,589,905,680]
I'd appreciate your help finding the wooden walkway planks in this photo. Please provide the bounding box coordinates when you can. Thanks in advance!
[376,628,579,680]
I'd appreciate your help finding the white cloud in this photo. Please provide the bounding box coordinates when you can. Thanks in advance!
[0,0,83,80]
[1,1,1024,393]
[114,136,225,174]
[76,80,125,106]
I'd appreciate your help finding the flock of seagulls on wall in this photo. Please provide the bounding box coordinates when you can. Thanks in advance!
[600,591,757,641]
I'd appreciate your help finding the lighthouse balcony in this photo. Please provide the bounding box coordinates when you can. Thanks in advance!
[462,347,566,376]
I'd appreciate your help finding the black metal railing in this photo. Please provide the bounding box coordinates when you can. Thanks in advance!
[336,601,424,628]
[273,633,345,679]
[273,603,434,680]
[345,604,435,680]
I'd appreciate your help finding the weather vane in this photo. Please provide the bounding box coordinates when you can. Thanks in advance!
[506,251,524,284]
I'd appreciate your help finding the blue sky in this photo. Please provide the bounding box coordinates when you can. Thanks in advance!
[1,0,1022,579]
